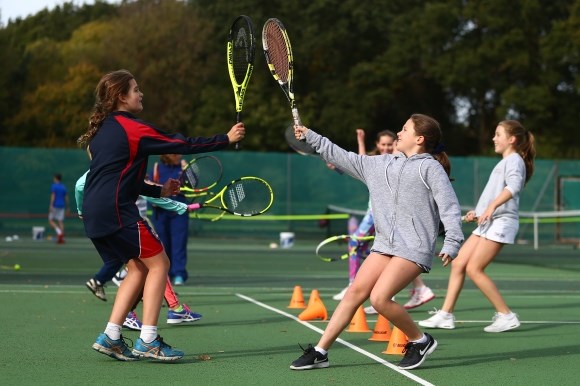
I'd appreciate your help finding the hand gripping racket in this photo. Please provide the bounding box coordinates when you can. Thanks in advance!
[316,234,375,263]
[187,176,274,217]
[262,18,304,139]
[227,15,256,150]
[179,155,223,197]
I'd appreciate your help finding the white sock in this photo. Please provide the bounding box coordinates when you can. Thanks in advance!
[415,286,426,292]
[117,267,128,279]
[140,325,158,343]
[412,333,428,344]
[314,346,327,355]
[104,323,122,340]
[54,226,62,235]
[439,310,452,317]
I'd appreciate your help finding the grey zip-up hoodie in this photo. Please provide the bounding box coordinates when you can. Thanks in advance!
[306,130,463,270]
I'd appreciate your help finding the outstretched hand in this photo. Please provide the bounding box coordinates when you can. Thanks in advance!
[294,125,308,139]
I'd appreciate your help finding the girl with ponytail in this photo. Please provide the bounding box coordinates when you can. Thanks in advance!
[420,120,536,334]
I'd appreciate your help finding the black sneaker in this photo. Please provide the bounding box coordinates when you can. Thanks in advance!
[86,278,107,301]
[398,333,438,370]
[289,344,329,370]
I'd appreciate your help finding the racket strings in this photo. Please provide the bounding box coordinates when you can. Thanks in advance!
[223,180,271,214]
[182,167,199,189]
[232,24,252,83]
[181,156,222,193]
[264,22,290,82]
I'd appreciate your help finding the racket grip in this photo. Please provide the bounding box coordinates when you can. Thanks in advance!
[292,108,305,140]
[188,203,201,212]
[234,112,243,150]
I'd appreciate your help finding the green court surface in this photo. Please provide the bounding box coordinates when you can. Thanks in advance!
[0,237,579,385]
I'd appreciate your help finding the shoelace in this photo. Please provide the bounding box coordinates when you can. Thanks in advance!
[427,307,441,316]
[401,341,418,355]
[298,343,314,356]
[120,335,134,349]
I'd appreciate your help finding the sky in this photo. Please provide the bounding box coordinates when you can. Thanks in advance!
[0,0,119,24]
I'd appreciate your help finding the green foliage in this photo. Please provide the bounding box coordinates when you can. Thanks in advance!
[0,0,578,158]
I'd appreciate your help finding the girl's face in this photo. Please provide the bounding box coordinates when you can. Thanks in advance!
[376,134,396,155]
[166,154,182,165]
[396,119,420,154]
[492,124,515,156]
[118,79,143,114]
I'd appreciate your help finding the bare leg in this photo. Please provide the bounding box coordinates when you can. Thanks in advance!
[370,257,422,340]
[108,251,170,327]
[317,253,386,350]
[440,234,480,313]
[108,258,147,325]
[465,239,510,313]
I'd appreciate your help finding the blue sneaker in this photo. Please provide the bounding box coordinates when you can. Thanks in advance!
[167,304,202,324]
[92,333,139,361]
[173,276,185,286]
[123,311,142,331]
[132,335,184,361]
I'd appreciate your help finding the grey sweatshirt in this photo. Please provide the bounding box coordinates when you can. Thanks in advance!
[306,130,463,269]
[475,153,525,221]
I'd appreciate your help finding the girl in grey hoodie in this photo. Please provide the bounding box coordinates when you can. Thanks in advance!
[290,114,463,371]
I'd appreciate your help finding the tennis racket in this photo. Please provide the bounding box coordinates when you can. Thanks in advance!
[179,155,223,197]
[187,176,273,217]
[227,15,256,150]
[262,18,304,139]
[316,234,375,263]
[284,125,317,156]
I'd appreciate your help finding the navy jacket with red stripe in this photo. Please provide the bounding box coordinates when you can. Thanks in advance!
[83,111,229,238]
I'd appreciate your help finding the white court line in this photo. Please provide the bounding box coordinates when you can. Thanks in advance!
[306,319,580,325]
[236,293,434,386]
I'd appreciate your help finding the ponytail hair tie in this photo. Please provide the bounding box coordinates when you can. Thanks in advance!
[433,143,445,154]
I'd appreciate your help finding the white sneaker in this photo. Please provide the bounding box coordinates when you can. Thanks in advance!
[364,305,378,315]
[418,309,455,329]
[332,285,350,301]
[484,312,520,333]
[404,287,435,309]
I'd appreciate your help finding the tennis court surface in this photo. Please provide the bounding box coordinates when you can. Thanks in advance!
[1,236,579,385]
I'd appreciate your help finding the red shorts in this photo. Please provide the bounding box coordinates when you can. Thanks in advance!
[90,220,164,264]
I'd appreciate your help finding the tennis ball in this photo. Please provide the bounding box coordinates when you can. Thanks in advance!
[269,242,279,249]
[13,264,20,271]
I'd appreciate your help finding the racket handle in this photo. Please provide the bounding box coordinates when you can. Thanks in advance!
[188,203,201,212]
[234,112,243,150]
[292,108,306,140]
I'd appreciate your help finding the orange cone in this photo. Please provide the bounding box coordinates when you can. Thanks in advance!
[288,285,306,309]
[347,305,371,332]
[368,314,392,341]
[298,289,328,321]
[382,326,408,355]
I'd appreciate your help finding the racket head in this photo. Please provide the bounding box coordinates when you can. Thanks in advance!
[262,18,295,102]
[218,176,274,216]
[284,125,317,156]
[227,15,256,112]
[180,155,223,195]
[316,234,375,262]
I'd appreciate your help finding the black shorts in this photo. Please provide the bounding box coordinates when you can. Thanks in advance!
[90,220,164,265]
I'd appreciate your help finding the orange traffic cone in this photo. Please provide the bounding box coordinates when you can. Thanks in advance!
[288,285,306,309]
[298,289,328,321]
[347,305,371,332]
[368,314,392,341]
[382,326,409,355]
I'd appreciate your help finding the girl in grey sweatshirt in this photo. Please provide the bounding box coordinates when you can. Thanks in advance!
[290,114,463,371]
